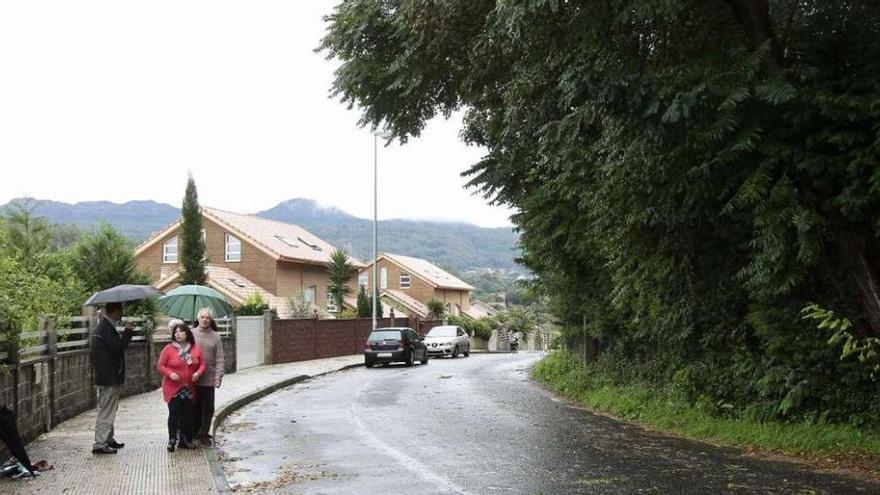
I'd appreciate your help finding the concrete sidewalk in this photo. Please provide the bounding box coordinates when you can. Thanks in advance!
[2,355,363,494]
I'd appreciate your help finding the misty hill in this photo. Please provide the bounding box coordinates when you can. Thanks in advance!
[257,199,520,272]
[2,198,180,240]
[1,198,520,272]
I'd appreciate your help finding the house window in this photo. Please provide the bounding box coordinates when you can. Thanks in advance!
[304,285,316,304]
[380,267,387,289]
[358,273,368,289]
[163,237,178,263]
[326,289,338,313]
[399,271,411,289]
[225,234,241,262]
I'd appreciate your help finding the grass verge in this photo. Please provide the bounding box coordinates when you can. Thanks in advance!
[532,350,880,476]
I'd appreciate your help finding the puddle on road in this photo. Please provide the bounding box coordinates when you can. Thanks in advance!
[227,462,339,493]
[225,420,258,432]
[575,475,628,486]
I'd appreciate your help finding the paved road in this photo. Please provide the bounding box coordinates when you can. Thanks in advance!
[217,352,879,494]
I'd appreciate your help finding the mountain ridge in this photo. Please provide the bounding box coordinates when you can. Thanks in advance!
[1,197,519,272]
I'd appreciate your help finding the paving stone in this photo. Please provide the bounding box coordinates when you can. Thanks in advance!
[1,355,362,494]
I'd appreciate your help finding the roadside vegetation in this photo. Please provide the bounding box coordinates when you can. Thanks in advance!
[0,199,150,346]
[533,351,880,470]
[321,0,880,472]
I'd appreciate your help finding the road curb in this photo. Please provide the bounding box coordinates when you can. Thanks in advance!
[207,362,364,493]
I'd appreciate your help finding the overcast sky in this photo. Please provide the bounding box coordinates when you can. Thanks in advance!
[0,1,515,228]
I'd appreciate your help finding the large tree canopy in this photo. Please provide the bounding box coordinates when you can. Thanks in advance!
[323,1,880,423]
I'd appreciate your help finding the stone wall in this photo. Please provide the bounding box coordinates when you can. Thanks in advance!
[0,328,235,460]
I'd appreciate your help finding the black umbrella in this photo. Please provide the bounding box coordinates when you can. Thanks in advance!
[0,406,35,478]
[83,284,163,306]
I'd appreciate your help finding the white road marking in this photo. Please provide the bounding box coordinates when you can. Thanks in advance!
[348,401,469,495]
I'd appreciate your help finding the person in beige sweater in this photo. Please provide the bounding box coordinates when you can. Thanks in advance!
[191,308,225,446]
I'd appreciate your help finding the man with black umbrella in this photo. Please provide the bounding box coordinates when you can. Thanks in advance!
[91,302,134,454]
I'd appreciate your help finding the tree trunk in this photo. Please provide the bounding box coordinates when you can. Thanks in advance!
[726,0,782,72]
[837,230,880,338]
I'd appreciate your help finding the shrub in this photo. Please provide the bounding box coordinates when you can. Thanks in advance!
[426,298,445,319]
[447,314,492,340]
[235,292,269,316]
[286,289,318,319]
[469,319,492,340]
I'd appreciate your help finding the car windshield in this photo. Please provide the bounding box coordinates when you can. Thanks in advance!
[427,327,456,337]
[368,330,402,341]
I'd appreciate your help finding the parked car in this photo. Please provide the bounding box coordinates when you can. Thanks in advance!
[424,325,471,358]
[363,327,429,367]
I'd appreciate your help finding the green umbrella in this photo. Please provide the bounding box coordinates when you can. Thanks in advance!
[157,285,233,322]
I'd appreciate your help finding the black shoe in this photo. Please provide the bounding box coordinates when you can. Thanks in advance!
[178,439,196,449]
[167,439,176,452]
[108,440,125,449]
[92,446,117,455]
[199,435,213,447]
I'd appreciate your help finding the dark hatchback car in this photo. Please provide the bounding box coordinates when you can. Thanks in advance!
[364,327,429,367]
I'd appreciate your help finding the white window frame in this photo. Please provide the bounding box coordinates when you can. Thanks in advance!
[399,271,411,289]
[225,233,241,262]
[358,273,368,289]
[304,285,316,304]
[163,236,178,263]
[380,267,388,289]
[201,229,207,261]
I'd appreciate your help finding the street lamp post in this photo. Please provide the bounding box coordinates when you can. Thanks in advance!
[372,131,392,331]
[372,133,378,331]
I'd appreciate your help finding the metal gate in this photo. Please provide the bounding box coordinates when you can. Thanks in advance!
[235,316,264,370]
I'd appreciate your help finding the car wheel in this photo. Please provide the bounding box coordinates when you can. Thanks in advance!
[405,350,414,367]
[364,359,374,368]
[451,346,458,358]
[464,345,470,357]
[420,349,429,365]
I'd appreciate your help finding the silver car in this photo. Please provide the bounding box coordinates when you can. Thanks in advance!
[424,325,470,358]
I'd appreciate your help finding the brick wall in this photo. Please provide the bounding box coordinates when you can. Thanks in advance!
[272,317,413,364]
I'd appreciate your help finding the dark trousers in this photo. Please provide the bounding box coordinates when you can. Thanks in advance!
[167,395,195,442]
[194,385,215,439]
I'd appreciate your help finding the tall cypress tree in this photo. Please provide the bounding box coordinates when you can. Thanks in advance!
[178,175,206,285]
[356,284,370,317]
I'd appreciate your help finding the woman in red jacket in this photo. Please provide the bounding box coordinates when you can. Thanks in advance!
[157,320,205,452]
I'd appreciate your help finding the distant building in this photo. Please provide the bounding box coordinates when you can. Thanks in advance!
[134,207,364,317]
[358,253,474,318]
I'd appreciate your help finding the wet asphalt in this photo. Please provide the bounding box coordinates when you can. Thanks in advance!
[216,352,880,494]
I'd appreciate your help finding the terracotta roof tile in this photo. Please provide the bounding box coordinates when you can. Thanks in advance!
[382,253,473,290]
[383,289,430,318]
[203,207,364,267]
[462,305,489,319]
[205,265,291,317]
